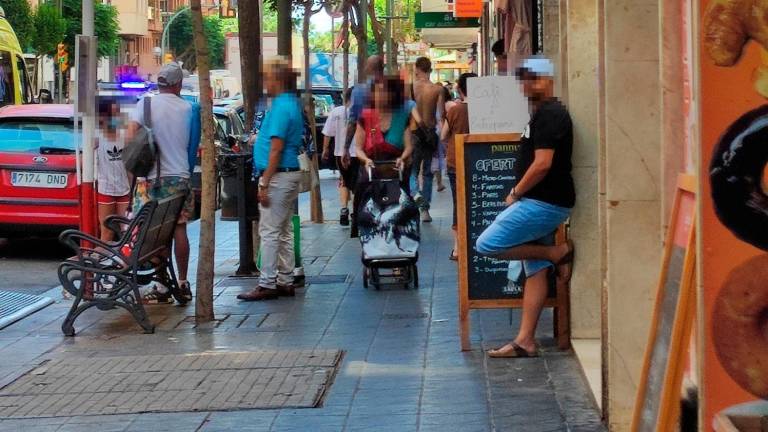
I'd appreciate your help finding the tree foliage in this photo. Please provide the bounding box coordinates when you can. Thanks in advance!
[2,0,34,51]
[31,3,66,57]
[62,0,119,57]
[168,9,226,70]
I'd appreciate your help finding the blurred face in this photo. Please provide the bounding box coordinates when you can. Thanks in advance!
[99,103,119,129]
[373,82,388,111]
[264,67,282,96]
[519,73,552,103]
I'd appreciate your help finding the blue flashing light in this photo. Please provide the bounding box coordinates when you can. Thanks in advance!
[120,82,148,90]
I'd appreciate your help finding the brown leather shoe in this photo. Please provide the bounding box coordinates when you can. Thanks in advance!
[237,287,279,301]
[276,284,295,297]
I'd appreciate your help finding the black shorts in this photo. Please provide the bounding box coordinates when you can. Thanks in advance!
[336,156,360,189]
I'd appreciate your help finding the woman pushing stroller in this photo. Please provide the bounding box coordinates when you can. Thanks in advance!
[351,76,422,289]
[350,75,419,237]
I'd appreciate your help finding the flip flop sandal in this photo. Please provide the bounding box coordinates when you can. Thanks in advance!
[487,343,539,358]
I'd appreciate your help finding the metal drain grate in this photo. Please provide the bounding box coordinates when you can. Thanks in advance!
[0,291,54,330]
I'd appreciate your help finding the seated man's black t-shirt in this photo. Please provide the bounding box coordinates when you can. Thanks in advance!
[515,98,576,208]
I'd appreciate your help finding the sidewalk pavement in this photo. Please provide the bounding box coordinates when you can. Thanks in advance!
[0,176,604,432]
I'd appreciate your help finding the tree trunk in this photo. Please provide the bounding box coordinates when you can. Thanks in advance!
[277,0,292,58]
[351,1,366,80]
[303,1,323,224]
[238,0,261,129]
[342,3,350,91]
[191,0,215,323]
[367,1,384,57]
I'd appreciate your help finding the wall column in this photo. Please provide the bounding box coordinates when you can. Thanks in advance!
[563,0,601,340]
[600,1,663,430]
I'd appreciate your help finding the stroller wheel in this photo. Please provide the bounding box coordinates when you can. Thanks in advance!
[413,265,419,289]
[363,268,369,289]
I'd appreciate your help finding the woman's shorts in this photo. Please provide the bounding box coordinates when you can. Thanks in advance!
[97,192,131,206]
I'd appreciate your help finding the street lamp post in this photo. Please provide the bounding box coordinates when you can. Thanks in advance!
[160,6,190,62]
[161,2,223,63]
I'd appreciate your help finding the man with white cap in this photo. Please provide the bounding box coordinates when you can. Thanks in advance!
[127,62,199,305]
[475,56,576,358]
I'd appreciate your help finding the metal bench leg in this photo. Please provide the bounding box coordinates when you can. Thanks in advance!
[119,284,156,334]
[59,266,90,337]
[62,298,85,337]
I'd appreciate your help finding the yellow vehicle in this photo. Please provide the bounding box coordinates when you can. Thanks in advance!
[0,6,34,107]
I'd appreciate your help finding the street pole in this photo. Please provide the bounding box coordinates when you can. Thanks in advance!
[57,66,63,103]
[80,0,97,239]
[161,6,191,62]
[331,16,336,81]
[342,6,349,91]
[385,0,393,73]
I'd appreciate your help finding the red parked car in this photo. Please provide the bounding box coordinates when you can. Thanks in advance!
[0,104,79,236]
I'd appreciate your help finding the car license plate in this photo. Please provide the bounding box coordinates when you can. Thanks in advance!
[11,171,68,189]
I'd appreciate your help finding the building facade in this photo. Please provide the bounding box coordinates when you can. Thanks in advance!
[481,1,702,430]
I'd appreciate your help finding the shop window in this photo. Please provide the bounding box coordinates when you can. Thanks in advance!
[16,56,32,104]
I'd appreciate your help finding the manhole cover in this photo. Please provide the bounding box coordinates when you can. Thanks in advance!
[0,291,54,330]
[0,350,343,418]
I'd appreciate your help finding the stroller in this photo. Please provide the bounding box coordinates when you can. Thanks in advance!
[356,161,420,290]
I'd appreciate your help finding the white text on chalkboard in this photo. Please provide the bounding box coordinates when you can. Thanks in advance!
[475,158,516,172]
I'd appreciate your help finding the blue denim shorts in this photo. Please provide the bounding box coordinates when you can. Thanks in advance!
[476,198,571,277]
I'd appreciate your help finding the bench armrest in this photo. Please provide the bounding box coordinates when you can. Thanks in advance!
[104,215,131,238]
[59,229,127,266]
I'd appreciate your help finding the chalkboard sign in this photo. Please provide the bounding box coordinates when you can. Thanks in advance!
[632,174,697,432]
[456,133,569,351]
[463,137,522,299]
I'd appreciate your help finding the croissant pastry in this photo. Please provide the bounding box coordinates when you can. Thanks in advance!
[705,0,768,96]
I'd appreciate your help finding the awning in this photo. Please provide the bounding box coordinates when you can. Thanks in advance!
[420,28,478,49]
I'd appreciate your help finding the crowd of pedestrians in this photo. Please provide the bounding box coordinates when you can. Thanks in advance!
[94,49,576,361]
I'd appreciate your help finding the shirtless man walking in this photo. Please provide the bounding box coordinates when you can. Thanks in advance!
[410,57,444,222]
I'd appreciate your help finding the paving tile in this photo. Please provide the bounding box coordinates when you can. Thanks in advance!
[344,414,417,432]
[0,180,604,431]
[124,412,209,431]
[419,413,491,432]
[198,410,277,432]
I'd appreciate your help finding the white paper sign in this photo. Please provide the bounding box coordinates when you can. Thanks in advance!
[467,76,530,133]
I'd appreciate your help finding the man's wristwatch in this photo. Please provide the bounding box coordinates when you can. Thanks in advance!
[509,188,518,199]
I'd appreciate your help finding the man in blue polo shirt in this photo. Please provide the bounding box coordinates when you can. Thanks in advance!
[238,58,304,301]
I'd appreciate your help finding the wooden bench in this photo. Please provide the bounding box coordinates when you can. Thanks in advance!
[57,193,186,336]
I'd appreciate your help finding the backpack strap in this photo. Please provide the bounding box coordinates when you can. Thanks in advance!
[144,96,152,129]
[144,97,162,188]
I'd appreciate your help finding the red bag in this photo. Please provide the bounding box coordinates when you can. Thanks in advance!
[361,108,402,160]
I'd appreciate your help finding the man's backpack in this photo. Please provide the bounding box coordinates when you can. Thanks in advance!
[124,97,160,178]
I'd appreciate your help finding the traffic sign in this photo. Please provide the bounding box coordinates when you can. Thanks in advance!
[414,12,480,29]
